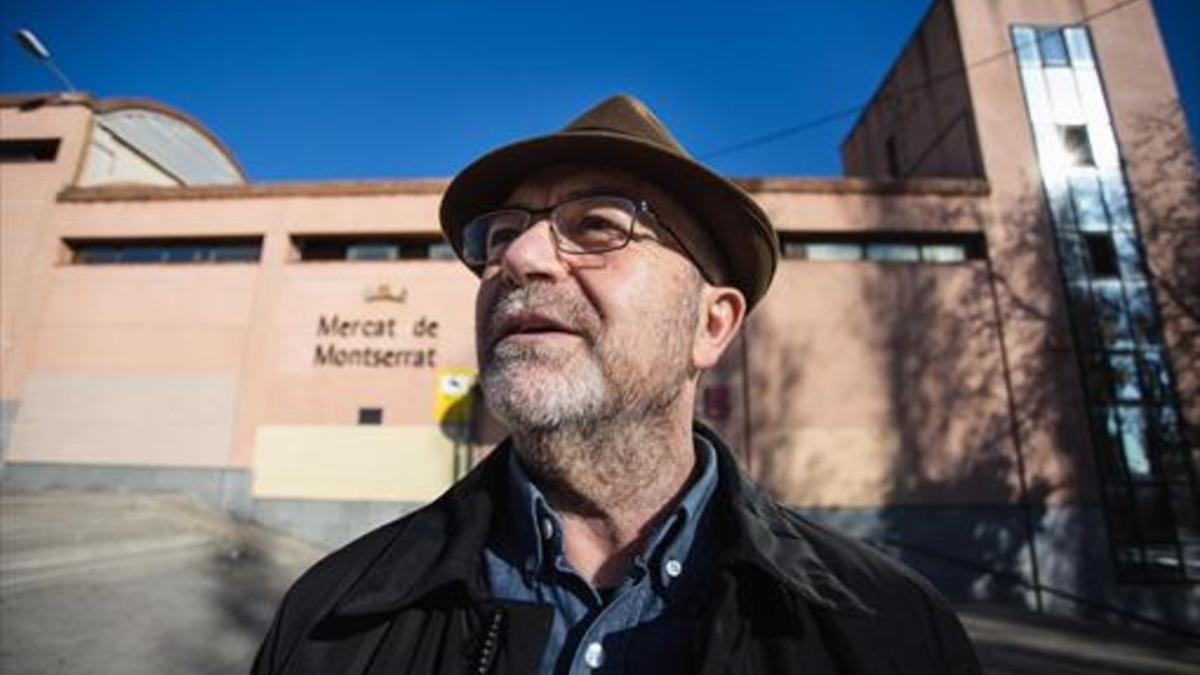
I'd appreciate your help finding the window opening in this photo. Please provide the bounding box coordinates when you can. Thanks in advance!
[1084,233,1119,278]
[1060,125,1095,167]
[65,237,262,264]
[0,138,60,162]
[294,234,451,261]
[780,232,985,263]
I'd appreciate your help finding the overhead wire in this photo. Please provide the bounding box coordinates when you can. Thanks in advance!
[697,0,1144,161]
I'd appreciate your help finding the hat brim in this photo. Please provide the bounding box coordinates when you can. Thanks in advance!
[439,131,779,309]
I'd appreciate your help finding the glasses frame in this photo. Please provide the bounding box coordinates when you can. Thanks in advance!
[462,195,683,267]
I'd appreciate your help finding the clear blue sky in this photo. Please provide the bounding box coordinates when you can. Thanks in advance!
[2,0,1197,182]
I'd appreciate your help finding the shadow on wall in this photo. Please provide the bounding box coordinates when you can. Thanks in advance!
[740,311,810,495]
[1124,101,1200,426]
[865,186,1064,608]
[732,167,1199,633]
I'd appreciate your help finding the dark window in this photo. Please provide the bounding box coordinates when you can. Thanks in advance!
[1084,234,1119,278]
[1060,125,1095,167]
[780,232,985,263]
[358,407,383,425]
[65,237,262,264]
[1036,28,1070,67]
[294,234,452,261]
[0,138,60,162]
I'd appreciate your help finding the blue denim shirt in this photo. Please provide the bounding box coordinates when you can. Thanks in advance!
[484,436,719,675]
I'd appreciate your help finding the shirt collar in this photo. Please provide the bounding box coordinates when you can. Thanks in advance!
[331,424,873,619]
[503,433,719,578]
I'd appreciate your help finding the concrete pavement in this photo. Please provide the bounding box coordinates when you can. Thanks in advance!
[1,488,1196,674]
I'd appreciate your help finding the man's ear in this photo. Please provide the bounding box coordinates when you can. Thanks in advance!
[692,285,746,370]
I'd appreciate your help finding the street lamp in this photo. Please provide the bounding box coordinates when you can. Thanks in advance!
[13,28,77,92]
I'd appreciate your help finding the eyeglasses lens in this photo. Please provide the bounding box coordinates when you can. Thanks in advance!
[463,197,637,264]
[553,198,635,254]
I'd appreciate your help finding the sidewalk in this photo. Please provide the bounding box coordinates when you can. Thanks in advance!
[1,488,1196,674]
[0,488,321,675]
[960,604,1198,674]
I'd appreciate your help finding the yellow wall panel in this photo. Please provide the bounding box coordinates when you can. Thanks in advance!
[252,425,456,502]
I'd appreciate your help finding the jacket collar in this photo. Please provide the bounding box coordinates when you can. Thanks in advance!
[699,423,874,617]
[333,423,873,619]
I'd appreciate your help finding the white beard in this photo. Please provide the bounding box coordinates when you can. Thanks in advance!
[477,281,695,436]
[480,334,614,433]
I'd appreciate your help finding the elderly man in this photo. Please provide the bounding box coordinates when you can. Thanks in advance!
[253,95,980,674]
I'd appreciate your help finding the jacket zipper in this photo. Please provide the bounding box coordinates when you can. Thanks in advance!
[468,607,505,674]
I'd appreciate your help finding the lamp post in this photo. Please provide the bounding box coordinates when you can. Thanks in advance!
[13,29,77,92]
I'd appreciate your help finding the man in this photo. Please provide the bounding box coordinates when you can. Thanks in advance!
[253,95,980,674]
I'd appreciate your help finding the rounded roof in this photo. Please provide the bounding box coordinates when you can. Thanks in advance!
[92,98,246,185]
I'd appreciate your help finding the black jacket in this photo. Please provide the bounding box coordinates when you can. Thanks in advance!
[253,425,981,674]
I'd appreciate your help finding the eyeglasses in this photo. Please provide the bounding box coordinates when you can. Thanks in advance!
[461,195,656,266]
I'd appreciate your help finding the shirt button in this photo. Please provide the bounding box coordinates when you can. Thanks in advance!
[540,517,554,540]
[583,641,605,669]
[665,559,683,578]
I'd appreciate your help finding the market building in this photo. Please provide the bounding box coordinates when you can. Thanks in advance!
[2,0,1196,634]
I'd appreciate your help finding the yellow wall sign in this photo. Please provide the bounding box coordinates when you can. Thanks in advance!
[435,367,476,423]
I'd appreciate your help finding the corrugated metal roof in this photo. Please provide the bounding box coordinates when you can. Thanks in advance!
[98,108,243,185]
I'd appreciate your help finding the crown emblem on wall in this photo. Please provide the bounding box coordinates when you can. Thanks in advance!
[364,282,407,303]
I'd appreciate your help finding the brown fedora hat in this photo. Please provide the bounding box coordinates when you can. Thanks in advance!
[439,94,780,309]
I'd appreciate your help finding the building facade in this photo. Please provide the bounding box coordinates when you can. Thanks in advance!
[2,0,1196,634]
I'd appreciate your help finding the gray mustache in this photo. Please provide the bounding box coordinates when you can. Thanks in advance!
[482,284,599,347]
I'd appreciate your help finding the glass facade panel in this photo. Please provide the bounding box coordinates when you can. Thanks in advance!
[1117,406,1151,477]
[168,245,205,263]
[1139,350,1172,403]
[920,245,966,263]
[1092,282,1132,348]
[211,245,261,262]
[429,242,456,260]
[803,243,862,261]
[1045,68,1084,121]
[1022,71,1054,123]
[1111,231,1144,281]
[1058,232,1088,280]
[1033,123,1069,177]
[1075,70,1109,124]
[1088,122,1120,169]
[1070,175,1106,229]
[865,243,920,262]
[347,244,399,261]
[1123,283,1158,346]
[1016,24,1200,579]
[119,247,165,263]
[74,247,120,264]
[1013,27,1040,66]
[1063,27,1094,66]
[70,239,262,264]
[1109,353,1141,401]
[1151,406,1184,448]
[1037,29,1070,66]
[1099,172,1134,227]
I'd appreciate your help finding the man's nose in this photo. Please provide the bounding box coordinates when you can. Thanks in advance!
[497,220,568,285]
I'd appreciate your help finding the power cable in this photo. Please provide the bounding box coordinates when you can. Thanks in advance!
[697,0,1144,161]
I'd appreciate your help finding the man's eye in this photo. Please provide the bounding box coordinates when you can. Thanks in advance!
[576,216,622,232]
[488,227,521,248]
